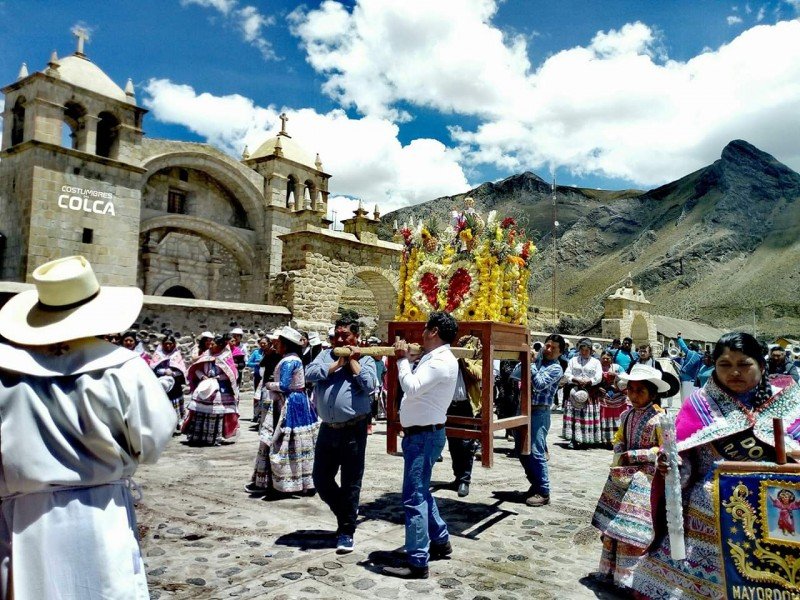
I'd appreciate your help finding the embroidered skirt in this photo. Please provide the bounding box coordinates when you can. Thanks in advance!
[562,396,602,446]
[600,394,629,445]
[182,411,239,445]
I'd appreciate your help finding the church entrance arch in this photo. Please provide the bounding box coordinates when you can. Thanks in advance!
[333,268,397,340]
[163,285,195,299]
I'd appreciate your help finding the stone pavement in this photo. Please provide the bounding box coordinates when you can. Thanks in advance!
[137,405,627,600]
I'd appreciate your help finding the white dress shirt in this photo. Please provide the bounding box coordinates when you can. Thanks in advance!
[397,344,459,427]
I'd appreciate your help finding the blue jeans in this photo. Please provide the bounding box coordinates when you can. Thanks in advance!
[401,428,449,567]
[518,405,550,497]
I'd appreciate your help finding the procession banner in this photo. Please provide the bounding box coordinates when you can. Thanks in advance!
[715,462,800,600]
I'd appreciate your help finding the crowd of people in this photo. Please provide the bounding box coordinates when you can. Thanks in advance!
[1,255,799,597]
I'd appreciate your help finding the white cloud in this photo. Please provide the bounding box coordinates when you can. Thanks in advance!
[142,79,469,213]
[727,15,744,24]
[757,5,766,20]
[181,0,275,60]
[291,1,800,186]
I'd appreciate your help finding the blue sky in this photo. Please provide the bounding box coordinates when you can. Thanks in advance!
[2,0,800,215]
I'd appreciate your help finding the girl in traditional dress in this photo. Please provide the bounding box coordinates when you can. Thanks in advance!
[183,333,240,445]
[561,338,603,447]
[151,335,188,426]
[630,332,800,600]
[591,364,678,589]
[245,327,318,495]
[598,350,627,446]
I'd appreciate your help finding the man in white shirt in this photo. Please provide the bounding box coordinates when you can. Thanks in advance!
[384,311,459,579]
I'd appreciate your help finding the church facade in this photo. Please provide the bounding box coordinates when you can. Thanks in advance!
[0,36,401,335]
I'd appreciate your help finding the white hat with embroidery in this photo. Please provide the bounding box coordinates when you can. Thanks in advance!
[0,256,143,346]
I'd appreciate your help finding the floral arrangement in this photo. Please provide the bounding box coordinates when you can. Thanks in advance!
[394,198,536,324]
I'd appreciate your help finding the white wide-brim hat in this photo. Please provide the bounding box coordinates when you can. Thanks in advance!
[278,326,304,346]
[617,364,673,394]
[0,256,143,346]
[307,331,322,347]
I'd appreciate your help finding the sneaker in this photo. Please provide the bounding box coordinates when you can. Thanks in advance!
[336,534,354,554]
[525,494,550,507]
[457,483,470,497]
[430,540,452,560]
[243,482,269,496]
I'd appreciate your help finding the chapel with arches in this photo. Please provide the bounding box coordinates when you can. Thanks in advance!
[0,32,401,336]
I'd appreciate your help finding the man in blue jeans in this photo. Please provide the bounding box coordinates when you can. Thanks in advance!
[514,333,565,507]
[383,311,459,579]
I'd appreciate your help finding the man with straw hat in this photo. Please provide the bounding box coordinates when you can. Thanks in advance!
[0,256,176,599]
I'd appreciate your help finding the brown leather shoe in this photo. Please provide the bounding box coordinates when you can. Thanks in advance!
[525,494,550,507]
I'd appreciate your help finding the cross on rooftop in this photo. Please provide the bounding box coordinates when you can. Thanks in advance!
[73,26,90,55]
[279,113,288,135]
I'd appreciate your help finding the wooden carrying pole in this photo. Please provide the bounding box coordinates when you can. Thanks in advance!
[333,345,475,359]
[385,321,531,468]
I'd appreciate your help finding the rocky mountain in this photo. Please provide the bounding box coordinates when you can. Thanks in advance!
[381,140,800,338]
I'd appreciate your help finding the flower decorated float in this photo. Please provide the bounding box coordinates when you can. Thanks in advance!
[394,198,536,323]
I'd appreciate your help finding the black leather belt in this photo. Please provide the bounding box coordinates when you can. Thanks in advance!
[323,413,370,429]
[403,423,445,436]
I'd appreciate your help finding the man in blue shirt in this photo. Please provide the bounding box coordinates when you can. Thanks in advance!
[306,317,376,554]
[512,333,566,507]
[676,332,702,401]
[612,337,638,372]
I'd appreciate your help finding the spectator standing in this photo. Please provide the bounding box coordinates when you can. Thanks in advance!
[676,333,702,401]
[612,338,638,373]
[767,344,800,386]
[0,255,175,599]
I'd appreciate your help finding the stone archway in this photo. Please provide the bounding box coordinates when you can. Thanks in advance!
[335,268,398,340]
[141,150,265,232]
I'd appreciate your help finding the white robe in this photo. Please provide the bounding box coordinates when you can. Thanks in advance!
[0,337,176,600]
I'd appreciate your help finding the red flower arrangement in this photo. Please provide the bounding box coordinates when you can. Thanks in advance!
[501,217,516,229]
[445,268,472,312]
[419,272,440,306]
[400,227,413,247]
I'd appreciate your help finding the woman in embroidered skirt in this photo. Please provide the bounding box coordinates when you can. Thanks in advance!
[562,338,603,447]
[598,350,628,446]
[245,327,318,495]
[591,364,678,590]
[630,332,800,600]
[151,335,188,426]
[183,333,240,445]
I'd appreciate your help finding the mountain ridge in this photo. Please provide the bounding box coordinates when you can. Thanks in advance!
[381,140,800,338]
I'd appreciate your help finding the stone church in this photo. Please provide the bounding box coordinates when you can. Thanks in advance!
[0,34,401,336]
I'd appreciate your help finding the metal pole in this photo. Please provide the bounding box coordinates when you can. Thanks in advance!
[552,175,558,330]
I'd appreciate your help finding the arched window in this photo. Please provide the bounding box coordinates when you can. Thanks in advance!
[162,285,195,299]
[62,102,86,150]
[11,97,25,146]
[96,111,120,158]
[286,175,298,208]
